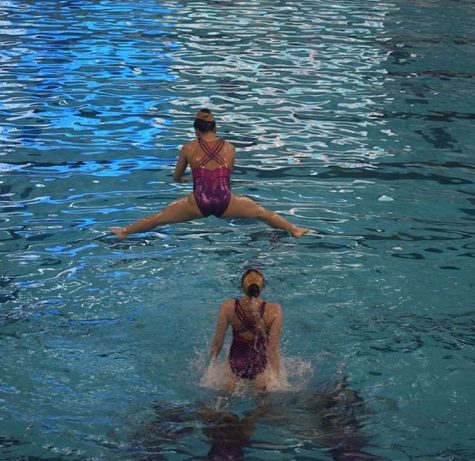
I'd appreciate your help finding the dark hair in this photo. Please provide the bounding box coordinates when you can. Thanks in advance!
[194,108,216,133]
[246,284,261,298]
[241,268,265,298]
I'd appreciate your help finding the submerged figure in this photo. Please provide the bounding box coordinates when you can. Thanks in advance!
[131,400,268,461]
[301,376,383,461]
[209,268,282,392]
[110,109,309,239]
[130,377,381,460]
[199,404,269,461]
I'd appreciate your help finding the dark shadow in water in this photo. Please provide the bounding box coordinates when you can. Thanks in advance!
[414,127,458,149]
[0,275,19,307]
[275,376,383,461]
[129,376,383,461]
[0,436,21,450]
[387,69,475,80]
[129,402,196,461]
[199,403,270,461]
[0,290,19,305]
[372,110,475,123]
[0,435,79,461]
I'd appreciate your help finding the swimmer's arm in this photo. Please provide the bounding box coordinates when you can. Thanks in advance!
[267,304,282,377]
[173,145,190,182]
[210,300,232,360]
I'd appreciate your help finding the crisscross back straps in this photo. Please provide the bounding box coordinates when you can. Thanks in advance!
[196,138,226,168]
[234,299,266,336]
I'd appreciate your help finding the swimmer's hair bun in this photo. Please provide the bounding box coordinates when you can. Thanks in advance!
[242,268,265,298]
[246,283,261,298]
[195,109,214,122]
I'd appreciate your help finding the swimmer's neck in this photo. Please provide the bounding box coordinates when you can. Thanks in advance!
[241,295,263,307]
[197,132,218,142]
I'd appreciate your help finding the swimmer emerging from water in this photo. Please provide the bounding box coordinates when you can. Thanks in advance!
[209,269,282,392]
[110,109,309,239]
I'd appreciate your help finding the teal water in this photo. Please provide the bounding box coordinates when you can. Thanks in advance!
[1,0,474,460]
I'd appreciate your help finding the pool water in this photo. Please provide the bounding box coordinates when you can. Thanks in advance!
[1,0,474,460]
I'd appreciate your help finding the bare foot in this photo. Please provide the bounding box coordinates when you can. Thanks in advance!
[110,227,128,240]
[291,227,309,238]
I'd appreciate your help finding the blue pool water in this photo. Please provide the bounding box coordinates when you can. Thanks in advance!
[1,0,474,459]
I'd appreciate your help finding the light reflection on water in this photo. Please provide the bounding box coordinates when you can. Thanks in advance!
[1,0,474,460]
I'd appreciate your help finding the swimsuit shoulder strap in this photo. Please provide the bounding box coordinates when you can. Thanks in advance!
[259,301,266,318]
[196,138,227,168]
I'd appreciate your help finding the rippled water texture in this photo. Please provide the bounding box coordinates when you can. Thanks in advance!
[1,0,474,460]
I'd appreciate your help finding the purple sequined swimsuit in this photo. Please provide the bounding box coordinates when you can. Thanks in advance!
[192,138,231,218]
[229,299,268,380]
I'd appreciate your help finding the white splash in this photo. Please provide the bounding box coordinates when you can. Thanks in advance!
[191,348,313,393]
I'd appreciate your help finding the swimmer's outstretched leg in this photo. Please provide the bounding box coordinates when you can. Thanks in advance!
[110,194,203,239]
[222,195,309,238]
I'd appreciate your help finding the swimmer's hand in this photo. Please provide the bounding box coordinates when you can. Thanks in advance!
[110,227,128,240]
[175,176,191,183]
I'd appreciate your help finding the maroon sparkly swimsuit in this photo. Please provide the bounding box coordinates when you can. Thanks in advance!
[229,299,268,380]
[191,138,231,218]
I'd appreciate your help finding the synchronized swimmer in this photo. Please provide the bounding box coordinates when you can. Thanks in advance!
[110,109,309,239]
[209,269,282,392]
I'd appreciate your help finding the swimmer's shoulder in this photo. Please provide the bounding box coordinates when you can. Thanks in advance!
[222,139,236,154]
[265,302,282,319]
[181,139,198,157]
[220,298,236,317]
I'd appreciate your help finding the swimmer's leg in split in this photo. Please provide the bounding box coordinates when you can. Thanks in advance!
[110,193,309,239]
[110,194,203,239]
[222,194,309,238]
